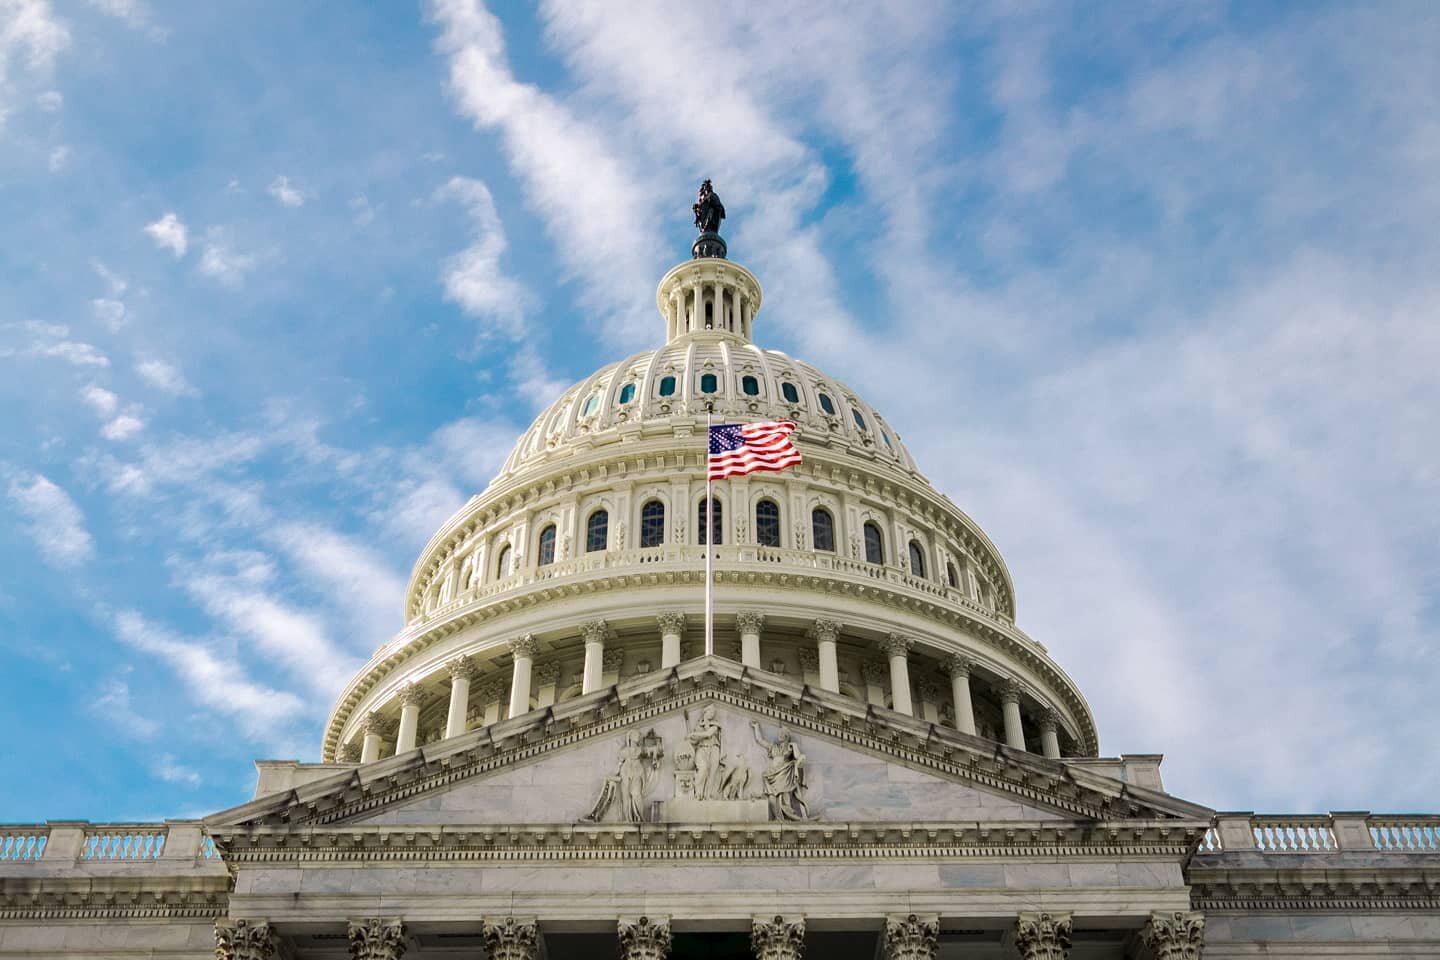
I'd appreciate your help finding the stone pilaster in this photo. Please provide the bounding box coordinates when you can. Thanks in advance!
[883,913,938,960]
[508,634,537,718]
[446,654,477,738]
[861,660,888,706]
[810,618,840,691]
[215,919,278,960]
[482,916,539,960]
[534,661,561,707]
[736,611,765,668]
[1140,910,1205,960]
[581,619,608,693]
[395,682,424,753]
[618,915,672,960]
[752,915,806,960]
[881,633,915,715]
[1015,911,1072,960]
[348,918,407,960]
[657,611,686,669]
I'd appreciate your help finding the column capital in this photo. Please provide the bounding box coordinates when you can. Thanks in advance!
[581,619,609,644]
[448,654,479,681]
[1039,706,1062,733]
[603,648,625,672]
[339,740,362,763]
[482,916,539,960]
[945,653,975,679]
[657,611,687,635]
[361,711,396,737]
[534,661,562,686]
[881,633,914,659]
[398,682,425,707]
[215,919,278,960]
[1001,676,1023,705]
[917,679,939,702]
[1140,910,1205,960]
[810,618,841,643]
[1015,911,1072,960]
[883,912,938,960]
[348,918,408,960]
[477,678,506,702]
[751,915,806,960]
[861,660,887,685]
[618,915,672,960]
[798,648,819,672]
[736,611,765,634]
[509,634,538,659]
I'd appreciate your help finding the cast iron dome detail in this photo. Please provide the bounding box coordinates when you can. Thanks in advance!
[320,184,1099,763]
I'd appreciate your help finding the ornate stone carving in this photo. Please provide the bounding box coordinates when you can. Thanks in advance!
[534,661,562,686]
[581,729,664,823]
[798,648,819,672]
[881,633,914,659]
[792,522,807,549]
[861,660,887,685]
[657,611,687,635]
[1140,910,1205,960]
[618,915,672,960]
[750,721,812,820]
[917,679,939,703]
[810,618,840,643]
[398,682,424,707]
[1015,911,1072,960]
[348,918,407,960]
[614,520,627,549]
[215,919,278,960]
[1039,707,1062,734]
[752,915,806,960]
[361,712,395,738]
[603,648,625,672]
[477,679,506,703]
[581,619,609,645]
[944,654,974,679]
[448,654,478,681]
[482,917,539,960]
[883,913,938,960]
[672,520,686,543]
[686,704,726,799]
[736,611,765,634]
[1001,677,1023,705]
[735,516,748,543]
[508,634,538,659]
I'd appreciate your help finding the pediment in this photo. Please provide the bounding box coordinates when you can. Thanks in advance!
[207,660,1211,832]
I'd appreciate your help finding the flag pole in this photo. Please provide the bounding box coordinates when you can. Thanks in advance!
[705,407,714,658]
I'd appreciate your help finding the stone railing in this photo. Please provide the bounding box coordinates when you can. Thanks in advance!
[1203,812,1440,854]
[0,821,219,867]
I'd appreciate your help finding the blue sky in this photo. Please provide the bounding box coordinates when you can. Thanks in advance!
[2,0,1437,821]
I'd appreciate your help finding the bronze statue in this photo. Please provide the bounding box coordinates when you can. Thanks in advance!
[693,179,726,234]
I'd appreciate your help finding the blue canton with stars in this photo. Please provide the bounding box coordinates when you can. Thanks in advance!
[709,425,746,454]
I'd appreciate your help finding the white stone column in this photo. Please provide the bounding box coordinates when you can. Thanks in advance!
[812,618,841,693]
[445,655,476,739]
[1140,910,1205,960]
[1002,678,1027,750]
[751,916,805,960]
[581,619,608,694]
[1015,912,1072,960]
[508,634,537,718]
[883,914,938,960]
[479,680,505,725]
[1039,707,1062,759]
[861,661,887,706]
[394,683,423,754]
[657,612,686,669]
[691,278,703,330]
[359,712,391,764]
[737,611,764,668]
[946,654,977,735]
[881,634,914,715]
[534,662,561,708]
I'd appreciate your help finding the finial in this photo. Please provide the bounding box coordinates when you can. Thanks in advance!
[691,179,727,259]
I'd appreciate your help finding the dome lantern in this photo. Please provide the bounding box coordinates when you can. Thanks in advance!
[657,180,762,343]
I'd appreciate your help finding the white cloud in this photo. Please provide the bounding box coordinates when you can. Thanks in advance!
[5,471,94,568]
[0,2,70,92]
[437,176,531,338]
[349,193,375,226]
[92,260,127,296]
[46,144,67,171]
[35,88,61,111]
[267,174,305,207]
[135,356,196,396]
[91,297,126,330]
[90,678,160,739]
[143,212,188,257]
[152,754,201,787]
[271,523,407,644]
[81,383,118,416]
[197,236,256,287]
[101,412,145,441]
[33,338,108,367]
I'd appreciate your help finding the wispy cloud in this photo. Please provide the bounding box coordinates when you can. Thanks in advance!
[143,212,187,257]
[5,471,94,568]
[267,174,305,207]
[436,176,530,338]
[152,754,201,787]
[90,297,126,330]
[197,233,256,286]
[135,356,196,396]
[90,678,160,739]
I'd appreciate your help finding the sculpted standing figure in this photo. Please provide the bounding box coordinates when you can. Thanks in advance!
[693,179,726,233]
[687,705,725,799]
[750,721,811,820]
[616,733,654,822]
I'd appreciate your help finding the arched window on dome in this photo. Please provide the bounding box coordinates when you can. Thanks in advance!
[495,544,513,579]
[863,522,884,565]
[818,393,837,416]
[811,508,835,552]
[640,500,665,548]
[700,373,718,394]
[698,497,722,545]
[741,375,760,396]
[946,561,959,589]
[658,375,677,397]
[618,383,636,405]
[537,525,557,567]
[755,499,781,547]
[907,540,927,579]
[781,382,800,404]
[581,394,599,417]
[586,510,609,553]
[851,408,867,431]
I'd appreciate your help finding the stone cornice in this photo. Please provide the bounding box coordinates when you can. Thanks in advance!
[0,878,229,921]
[1188,858,1440,911]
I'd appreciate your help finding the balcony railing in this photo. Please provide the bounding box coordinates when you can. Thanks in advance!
[0,821,219,865]
[1202,813,1440,854]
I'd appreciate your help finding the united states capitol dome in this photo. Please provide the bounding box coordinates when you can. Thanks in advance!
[322,185,1098,765]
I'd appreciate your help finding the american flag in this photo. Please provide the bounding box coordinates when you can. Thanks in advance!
[708,420,803,480]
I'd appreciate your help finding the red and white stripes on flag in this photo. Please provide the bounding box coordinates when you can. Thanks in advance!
[708,420,803,480]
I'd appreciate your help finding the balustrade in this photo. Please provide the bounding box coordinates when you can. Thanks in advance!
[1203,813,1440,854]
[1370,816,1440,851]
[0,825,47,860]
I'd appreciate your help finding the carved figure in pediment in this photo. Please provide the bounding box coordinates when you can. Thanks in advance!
[718,754,751,800]
[582,730,663,823]
[750,721,812,820]
[687,705,725,799]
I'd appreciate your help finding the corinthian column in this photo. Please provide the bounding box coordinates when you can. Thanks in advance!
[394,683,423,754]
[752,915,805,960]
[1039,707,1063,759]
[881,634,914,715]
[1015,912,1071,960]
[657,612,686,669]
[445,655,477,738]
[946,654,977,735]
[811,619,841,692]
[348,919,407,960]
[1140,910,1206,960]
[482,917,539,960]
[618,915,672,960]
[736,611,764,668]
[581,619,608,694]
[359,712,393,764]
[883,913,938,960]
[215,920,278,960]
[508,634,537,718]
[1001,678,1027,750]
